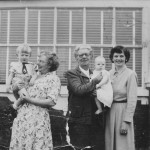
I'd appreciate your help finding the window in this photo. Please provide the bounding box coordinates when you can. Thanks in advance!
[0,7,142,86]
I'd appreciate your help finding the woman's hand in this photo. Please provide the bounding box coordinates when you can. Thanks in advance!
[120,121,130,136]
[13,97,25,109]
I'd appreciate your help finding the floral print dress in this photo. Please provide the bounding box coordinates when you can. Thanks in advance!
[9,72,61,150]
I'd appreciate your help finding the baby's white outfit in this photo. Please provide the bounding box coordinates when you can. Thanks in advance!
[92,70,113,107]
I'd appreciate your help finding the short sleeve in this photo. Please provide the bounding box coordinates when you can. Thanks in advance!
[46,75,61,104]
[9,62,16,74]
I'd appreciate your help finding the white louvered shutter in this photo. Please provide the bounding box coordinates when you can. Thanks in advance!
[86,8,101,44]
[29,47,38,63]
[86,9,101,70]
[40,9,54,44]
[72,9,83,44]
[9,46,18,68]
[57,9,69,44]
[28,10,38,44]
[0,10,7,44]
[103,9,113,44]
[135,10,142,45]
[135,48,142,86]
[27,10,39,64]
[9,10,25,44]
[103,9,113,71]
[116,9,133,45]
[0,10,8,83]
[0,47,7,83]
[56,47,69,85]
[56,9,69,85]
[135,10,142,86]
[71,9,83,70]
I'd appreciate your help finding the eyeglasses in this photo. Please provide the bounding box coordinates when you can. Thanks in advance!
[78,53,90,58]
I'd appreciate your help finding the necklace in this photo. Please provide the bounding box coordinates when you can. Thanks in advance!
[111,66,126,83]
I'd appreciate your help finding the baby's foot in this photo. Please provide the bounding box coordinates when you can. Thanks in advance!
[95,109,102,115]
[12,102,18,110]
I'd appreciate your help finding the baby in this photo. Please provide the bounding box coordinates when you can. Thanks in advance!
[6,44,37,109]
[91,56,113,114]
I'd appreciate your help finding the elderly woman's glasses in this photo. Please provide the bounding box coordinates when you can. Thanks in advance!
[78,53,90,58]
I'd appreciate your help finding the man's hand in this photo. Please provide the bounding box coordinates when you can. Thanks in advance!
[94,72,103,83]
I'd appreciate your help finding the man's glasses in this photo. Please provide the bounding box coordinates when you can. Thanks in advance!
[78,53,90,58]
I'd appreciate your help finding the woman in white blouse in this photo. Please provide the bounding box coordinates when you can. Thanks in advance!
[105,46,138,150]
[9,51,61,150]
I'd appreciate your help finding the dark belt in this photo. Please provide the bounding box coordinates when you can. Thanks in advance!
[113,100,127,103]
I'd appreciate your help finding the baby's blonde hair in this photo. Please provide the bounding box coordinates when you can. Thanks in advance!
[16,44,32,56]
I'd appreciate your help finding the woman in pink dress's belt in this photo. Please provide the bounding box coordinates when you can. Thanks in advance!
[105,46,138,150]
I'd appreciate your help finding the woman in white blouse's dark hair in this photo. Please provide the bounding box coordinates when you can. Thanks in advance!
[105,45,138,150]
[109,45,130,63]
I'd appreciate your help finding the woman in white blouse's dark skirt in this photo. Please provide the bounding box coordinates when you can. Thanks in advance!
[105,46,138,150]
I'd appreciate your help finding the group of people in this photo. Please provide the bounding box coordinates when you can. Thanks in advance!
[6,43,137,150]
[66,44,137,150]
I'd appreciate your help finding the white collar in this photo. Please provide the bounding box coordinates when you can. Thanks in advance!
[79,66,90,78]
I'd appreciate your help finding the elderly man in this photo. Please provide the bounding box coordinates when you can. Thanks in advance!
[66,45,104,150]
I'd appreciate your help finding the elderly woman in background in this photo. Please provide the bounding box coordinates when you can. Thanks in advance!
[9,51,61,150]
[105,46,138,150]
